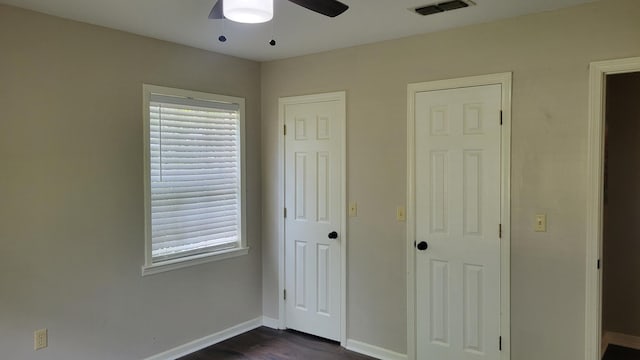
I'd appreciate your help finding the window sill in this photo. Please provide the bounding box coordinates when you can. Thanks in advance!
[141,247,249,276]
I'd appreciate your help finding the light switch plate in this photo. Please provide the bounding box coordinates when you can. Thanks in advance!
[396,206,406,222]
[535,214,547,232]
[34,328,47,351]
[348,202,357,217]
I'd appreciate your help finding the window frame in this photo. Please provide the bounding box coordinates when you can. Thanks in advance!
[141,84,248,276]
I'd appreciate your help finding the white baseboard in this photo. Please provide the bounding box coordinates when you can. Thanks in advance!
[346,339,408,360]
[143,317,263,360]
[261,316,280,329]
[603,331,640,353]
[143,317,408,360]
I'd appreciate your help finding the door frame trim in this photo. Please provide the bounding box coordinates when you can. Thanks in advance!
[585,56,640,360]
[277,91,347,346]
[406,73,512,360]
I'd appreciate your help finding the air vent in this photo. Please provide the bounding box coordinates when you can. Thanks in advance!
[414,0,474,16]
[415,5,443,16]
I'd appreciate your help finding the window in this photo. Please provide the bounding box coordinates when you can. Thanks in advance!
[142,85,247,275]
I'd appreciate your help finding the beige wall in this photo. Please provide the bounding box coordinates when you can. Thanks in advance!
[0,6,262,360]
[261,0,640,357]
[603,72,640,337]
[3,0,640,359]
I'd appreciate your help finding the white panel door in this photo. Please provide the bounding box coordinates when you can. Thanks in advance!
[415,84,502,359]
[285,98,343,341]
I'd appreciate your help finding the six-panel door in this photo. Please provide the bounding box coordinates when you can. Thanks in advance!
[415,84,502,359]
[285,100,342,341]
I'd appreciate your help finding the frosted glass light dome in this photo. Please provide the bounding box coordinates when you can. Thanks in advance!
[223,0,273,24]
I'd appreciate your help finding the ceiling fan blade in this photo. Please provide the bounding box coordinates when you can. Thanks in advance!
[287,0,349,17]
[209,0,224,19]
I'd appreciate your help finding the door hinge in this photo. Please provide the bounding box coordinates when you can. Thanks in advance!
[499,336,502,351]
[283,289,287,300]
[500,110,503,125]
[284,208,287,218]
[499,224,502,238]
[597,259,601,269]
[284,124,287,136]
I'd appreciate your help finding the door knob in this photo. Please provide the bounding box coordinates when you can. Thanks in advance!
[328,231,338,239]
[416,241,429,251]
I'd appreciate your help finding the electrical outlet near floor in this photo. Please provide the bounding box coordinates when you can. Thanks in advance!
[34,329,47,350]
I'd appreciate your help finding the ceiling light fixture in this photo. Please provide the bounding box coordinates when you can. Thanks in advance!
[223,0,274,24]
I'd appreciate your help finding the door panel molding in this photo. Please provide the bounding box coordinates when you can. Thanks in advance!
[585,57,640,360]
[407,73,511,360]
[277,91,347,345]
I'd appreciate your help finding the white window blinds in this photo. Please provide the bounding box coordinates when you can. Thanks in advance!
[148,93,242,261]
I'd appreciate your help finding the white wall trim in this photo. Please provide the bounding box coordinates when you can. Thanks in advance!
[346,339,408,360]
[602,331,640,353]
[141,247,249,276]
[262,316,281,329]
[585,56,640,360]
[143,317,263,360]
[406,72,512,360]
[141,84,248,275]
[277,91,348,346]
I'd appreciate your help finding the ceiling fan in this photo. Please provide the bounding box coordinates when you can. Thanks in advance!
[209,0,349,24]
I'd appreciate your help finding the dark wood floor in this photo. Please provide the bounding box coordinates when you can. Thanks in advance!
[179,327,376,360]
[602,345,640,360]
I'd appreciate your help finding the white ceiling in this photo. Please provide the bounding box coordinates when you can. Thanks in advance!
[1,0,597,61]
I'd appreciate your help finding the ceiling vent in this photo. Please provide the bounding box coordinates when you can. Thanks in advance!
[413,0,475,16]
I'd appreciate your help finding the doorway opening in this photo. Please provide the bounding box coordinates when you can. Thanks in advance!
[585,57,640,360]
[601,72,640,358]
